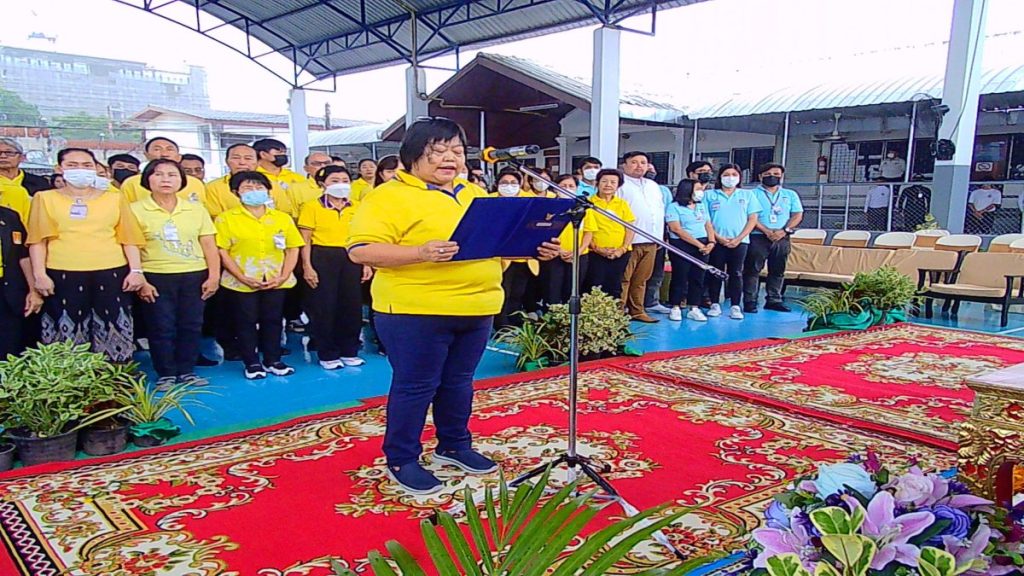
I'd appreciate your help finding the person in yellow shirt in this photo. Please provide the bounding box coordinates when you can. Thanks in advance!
[120,137,207,205]
[108,154,141,189]
[298,165,371,371]
[372,155,400,189]
[215,170,304,380]
[253,138,307,217]
[351,158,377,201]
[132,159,220,389]
[584,169,636,299]
[490,167,547,328]
[205,144,294,218]
[543,174,598,306]
[27,148,147,363]
[0,138,43,225]
[347,118,559,495]
[180,154,207,182]
[292,151,333,206]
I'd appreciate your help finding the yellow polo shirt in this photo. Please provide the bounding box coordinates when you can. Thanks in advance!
[26,190,145,271]
[257,166,307,217]
[120,173,208,206]
[297,197,359,247]
[130,196,215,274]
[291,177,323,206]
[0,172,32,225]
[347,170,503,316]
[214,206,305,293]
[205,175,294,219]
[590,195,636,249]
[558,209,599,255]
[351,178,374,202]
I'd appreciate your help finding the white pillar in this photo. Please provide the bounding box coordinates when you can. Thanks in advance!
[781,112,791,167]
[405,66,429,128]
[932,0,989,233]
[556,136,569,175]
[288,88,309,173]
[671,128,686,182]
[589,27,621,167]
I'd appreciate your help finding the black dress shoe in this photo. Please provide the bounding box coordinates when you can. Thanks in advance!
[764,301,792,312]
[743,304,759,314]
[195,355,219,367]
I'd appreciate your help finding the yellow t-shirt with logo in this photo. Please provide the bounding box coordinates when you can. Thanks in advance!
[214,206,305,293]
[297,197,359,248]
[350,178,374,202]
[257,166,307,218]
[120,173,208,206]
[205,175,294,219]
[130,196,215,274]
[0,172,33,225]
[346,171,503,316]
[291,178,323,206]
[26,190,145,271]
[590,195,636,249]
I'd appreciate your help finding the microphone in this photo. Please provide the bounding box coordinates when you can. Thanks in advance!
[480,145,541,164]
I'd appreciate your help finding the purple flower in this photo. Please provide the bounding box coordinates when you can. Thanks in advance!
[865,451,882,474]
[753,509,820,571]
[892,467,948,507]
[765,501,791,530]
[948,480,970,495]
[941,524,997,574]
[847,490,935,569]
[925,505,971,546]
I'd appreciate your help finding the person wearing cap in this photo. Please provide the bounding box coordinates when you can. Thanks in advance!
[0,138,46,224]
[119,137,208,206]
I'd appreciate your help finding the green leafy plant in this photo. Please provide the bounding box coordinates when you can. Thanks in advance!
[111,375,213,427]
[0,342,132,437]
[543,288,635,358]
[802,266,918,331]
[493,315,564,371]
[914,213,939,231]
[331,468,721,575]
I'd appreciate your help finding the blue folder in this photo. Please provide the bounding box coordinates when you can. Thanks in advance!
[449,197,577,260]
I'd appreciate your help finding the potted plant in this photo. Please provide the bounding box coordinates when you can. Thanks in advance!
[493,314,564,371]
[915,212,940,231]
[0,342,131,466]
[111,375,212,448]
[543,288,637,361]
[0,428,14,472]
[803,266,918,331]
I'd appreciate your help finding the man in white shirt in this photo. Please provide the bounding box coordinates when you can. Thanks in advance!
[617,151,665,323]
[879,151,907,182]
[864,179,892,230]
[966,184,1002,234]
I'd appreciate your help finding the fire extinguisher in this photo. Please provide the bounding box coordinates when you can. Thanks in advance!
[817,155,828,175]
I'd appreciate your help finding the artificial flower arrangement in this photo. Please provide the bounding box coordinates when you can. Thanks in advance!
[749,453,1024,576]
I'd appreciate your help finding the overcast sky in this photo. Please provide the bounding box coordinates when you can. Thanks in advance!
[2,0,1022,124]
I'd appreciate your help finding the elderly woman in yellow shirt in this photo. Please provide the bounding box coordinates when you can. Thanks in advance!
[347,118,559,495]
[132,159,220,389]
[27,148,146,363]
[584,169,636,299]
[543,174,598,306]
[298,165,371,371]
[215,171,304,381]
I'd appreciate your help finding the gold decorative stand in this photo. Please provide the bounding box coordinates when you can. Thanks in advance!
[958,363,1024,506]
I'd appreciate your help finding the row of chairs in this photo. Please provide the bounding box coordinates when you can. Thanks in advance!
[791,229,1024,252]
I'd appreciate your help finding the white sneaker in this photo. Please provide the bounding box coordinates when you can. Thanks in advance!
[668,306,683,321]
[707,303,722,317]
[341,357,366,367]
[687,307,708,322]
[319,359,344,370]
[729,305,744,320]
[646,303,672,315]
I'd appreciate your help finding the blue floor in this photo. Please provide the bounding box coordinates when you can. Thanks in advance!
[153,292,1024,441]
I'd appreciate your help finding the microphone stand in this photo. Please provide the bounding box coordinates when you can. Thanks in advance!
[502,160,727,561]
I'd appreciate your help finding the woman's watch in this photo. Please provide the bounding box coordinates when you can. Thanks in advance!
[783,227,795,235]
[130,269,145,275]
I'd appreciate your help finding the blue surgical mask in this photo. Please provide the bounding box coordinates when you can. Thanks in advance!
[240,188,270,206]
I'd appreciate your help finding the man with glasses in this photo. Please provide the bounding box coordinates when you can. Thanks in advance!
[0,138,48,224]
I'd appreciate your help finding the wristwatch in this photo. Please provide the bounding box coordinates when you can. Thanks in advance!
[783,227,795,235]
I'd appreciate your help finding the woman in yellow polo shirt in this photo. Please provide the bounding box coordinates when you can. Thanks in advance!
[27,148,146,363]
[132,159,220,389]
[298,165,371,371]
[215,171,304,380]
[491,167,538,328]
[584,168,636,299]
[372,155,401,188]
[543,174,598,306]
[347,118,558,495]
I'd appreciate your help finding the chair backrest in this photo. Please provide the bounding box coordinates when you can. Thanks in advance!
[935,234,982,253]
[791,228,827,245]
[913,229,950,248]
[872,232,916,249]
[831,230,871,248]
[1011,238,1024,254]
[990,234,1024,253]
[958,252,1024,288]
[888,249,958,279]
[827,247,895,275]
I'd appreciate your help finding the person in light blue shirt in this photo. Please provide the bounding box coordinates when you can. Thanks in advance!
[703,163,760,320]
[665,179,716,322]
[576,156,602,197]
[743,162,804,313]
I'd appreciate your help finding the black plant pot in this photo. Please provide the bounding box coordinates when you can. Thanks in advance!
[132,435,165,448]
[80,421,129,456]
[8,428,78,467]
[0,444,15,472]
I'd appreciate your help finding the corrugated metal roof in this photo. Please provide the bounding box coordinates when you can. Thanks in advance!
[129,105,368,129]
[309,123,389,147]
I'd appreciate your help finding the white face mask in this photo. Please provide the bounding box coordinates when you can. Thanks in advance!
[497,183,520,197]
[693,189,705,202]
[92,176,111,190]
[721,175,740,189]
[582,168,599,181]
[63,168,97,188]
[533,181,549,192]
[324,182,351,199]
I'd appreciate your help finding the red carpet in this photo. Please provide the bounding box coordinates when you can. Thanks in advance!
[0,364,956,575]
[611,323,1024,450]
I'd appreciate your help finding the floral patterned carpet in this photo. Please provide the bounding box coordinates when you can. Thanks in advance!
[1,324,1016,574]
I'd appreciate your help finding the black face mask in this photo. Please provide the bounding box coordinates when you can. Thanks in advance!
[272,154,289,167]
[697,172,713,184]
[112,168,137,183]
[761,175,781,188]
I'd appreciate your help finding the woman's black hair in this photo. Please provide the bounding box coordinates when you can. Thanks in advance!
[315,165,351,186]
[229,170,272,194]
[141,159,187,192]
[56,147,97,164]
[554,173,579,186]
[594,168,623,190]
[493,166,522,191]
[398,118,467,170]
[715,163,743,189]
[373,155,400,187]
[674,178,698,206]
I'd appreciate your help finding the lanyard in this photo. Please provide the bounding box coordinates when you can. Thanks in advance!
[762,188,783,210]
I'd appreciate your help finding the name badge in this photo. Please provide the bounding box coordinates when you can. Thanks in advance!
[189,192,200,203]
[769,214,779,224]
[738,198,746,205]
[69,204,88,220]
[273,232,287,250]
[772,205,782,214]
[163,221,180,242]
[267,199,276,209]
[12,231,22,245]
[711,202,721,211]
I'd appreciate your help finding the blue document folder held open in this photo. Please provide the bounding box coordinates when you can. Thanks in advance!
[449,197,577,260]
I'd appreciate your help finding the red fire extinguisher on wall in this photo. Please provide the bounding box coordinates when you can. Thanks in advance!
[817,155,828,175]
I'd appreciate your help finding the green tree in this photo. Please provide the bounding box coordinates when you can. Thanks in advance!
[49,112,142,142]
[0,86,42,126]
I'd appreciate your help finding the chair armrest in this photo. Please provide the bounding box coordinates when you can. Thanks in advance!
[918,267,955,289]
[1005,275,1024,298]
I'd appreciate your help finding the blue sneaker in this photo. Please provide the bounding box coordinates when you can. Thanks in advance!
[433,449,498,475]
[386,463,443,495]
